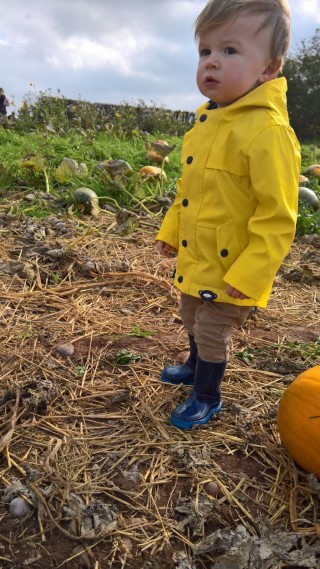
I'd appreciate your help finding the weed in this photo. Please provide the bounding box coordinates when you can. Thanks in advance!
[130,324,155,338]
[50,273,63,285]
[296,203,320,236]
[115,350,141,365]
[238,339,320,367]
[272,339,320,364]
[235,348,254,363]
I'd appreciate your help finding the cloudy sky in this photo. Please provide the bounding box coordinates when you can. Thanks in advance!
[1,0,319,114]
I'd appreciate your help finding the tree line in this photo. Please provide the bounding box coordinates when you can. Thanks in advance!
[283,28,320,140]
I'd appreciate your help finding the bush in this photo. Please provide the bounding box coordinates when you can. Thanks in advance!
[15,88,195,137]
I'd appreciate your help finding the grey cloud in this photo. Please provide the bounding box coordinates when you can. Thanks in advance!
[0,0,317,113]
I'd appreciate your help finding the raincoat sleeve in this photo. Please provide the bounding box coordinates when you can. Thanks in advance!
[223,125,300,300]
[156,177,182,251]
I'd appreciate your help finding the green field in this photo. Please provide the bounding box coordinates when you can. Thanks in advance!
[0,102,319,236]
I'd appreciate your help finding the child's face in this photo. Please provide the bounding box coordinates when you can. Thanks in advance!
[196,13,280,107]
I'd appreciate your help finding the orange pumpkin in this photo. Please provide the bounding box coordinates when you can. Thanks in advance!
[139,166,167,180]
[277,365,320,476]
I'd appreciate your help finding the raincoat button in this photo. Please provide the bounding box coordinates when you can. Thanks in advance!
[199,114,207,122]
[178,276,183,283]
[182,240,187,247]
[199,290,217,301]
[182,199,189,207]
[186,156,193,164]
[221,249,229,257]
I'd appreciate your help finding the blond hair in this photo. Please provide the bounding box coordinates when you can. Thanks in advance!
[195,0,291,63]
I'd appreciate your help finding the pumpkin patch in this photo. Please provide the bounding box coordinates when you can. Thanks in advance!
[277,366,320,477]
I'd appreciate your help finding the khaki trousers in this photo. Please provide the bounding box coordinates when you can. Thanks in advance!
[179,293,252,362]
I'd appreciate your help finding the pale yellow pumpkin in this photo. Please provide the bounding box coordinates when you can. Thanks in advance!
[277,365,320,476]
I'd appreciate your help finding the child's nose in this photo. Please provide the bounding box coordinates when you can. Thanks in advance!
[205,54,219,68]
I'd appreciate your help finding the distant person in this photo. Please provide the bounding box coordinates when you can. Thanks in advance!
[0,88,10,116]
[156,0,301,430]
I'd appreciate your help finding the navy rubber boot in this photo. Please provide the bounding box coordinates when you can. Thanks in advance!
[170,358,226,429]
[161,334,197,386]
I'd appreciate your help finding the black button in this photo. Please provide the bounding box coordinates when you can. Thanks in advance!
[182,198,189,207]
[199,114,207,122]
[182,240,187,247]
[177,276,183,283]
[221,249,229,257]
[199,290,217,301]
[186,156,193,164]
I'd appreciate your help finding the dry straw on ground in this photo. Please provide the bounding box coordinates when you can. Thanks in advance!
[0,211,319,567]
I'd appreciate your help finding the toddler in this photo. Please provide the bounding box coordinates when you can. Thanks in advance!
[157,0,301,429]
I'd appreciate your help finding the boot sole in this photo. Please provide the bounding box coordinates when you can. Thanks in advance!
[170,402,222,430]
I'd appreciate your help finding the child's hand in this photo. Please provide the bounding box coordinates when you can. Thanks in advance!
[225,285,249,300]
[157,240,176,257]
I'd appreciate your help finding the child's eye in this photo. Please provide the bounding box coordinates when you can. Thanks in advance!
[224,47,236,55]
[199,48,211,57]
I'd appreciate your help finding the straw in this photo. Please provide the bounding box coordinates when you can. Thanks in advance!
[0,212,319,561]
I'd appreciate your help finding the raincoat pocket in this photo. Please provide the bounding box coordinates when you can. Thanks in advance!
[195,225,218,272]
[216,221,243,271]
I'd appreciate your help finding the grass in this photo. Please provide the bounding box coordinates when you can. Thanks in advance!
[0,127,183,218]
[0,90,319,234]
[297,143,320,236]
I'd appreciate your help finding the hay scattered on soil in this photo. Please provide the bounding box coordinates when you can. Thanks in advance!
[0,211,319,567]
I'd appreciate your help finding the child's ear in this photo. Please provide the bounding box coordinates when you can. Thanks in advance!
[259,59,282,83]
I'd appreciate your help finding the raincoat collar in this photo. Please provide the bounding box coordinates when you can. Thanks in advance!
[200,77,288,120]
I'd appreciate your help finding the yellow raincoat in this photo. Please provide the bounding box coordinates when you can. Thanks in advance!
[157,78,301,308]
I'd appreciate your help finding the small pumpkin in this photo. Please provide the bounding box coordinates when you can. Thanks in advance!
[302,164,320,179]
[70,187,100,216]
[298,187,319,211]
[277,365,320,476]
[146,150,169,165]
[139,166,167,180]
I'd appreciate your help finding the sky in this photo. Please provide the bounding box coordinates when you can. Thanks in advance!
[0,0,319,114]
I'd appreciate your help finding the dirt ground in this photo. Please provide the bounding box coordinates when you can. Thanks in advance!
[0,211,319,569]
